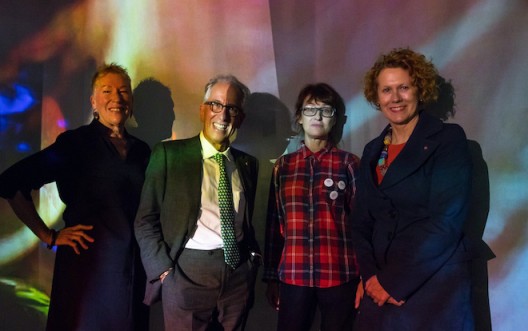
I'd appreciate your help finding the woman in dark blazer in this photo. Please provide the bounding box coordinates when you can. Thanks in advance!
[352,48,475,330]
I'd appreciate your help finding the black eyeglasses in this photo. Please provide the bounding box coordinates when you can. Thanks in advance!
[302,106,335,118]
[204,101,242,117]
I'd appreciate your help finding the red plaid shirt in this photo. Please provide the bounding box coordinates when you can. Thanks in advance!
[263,143,360,288]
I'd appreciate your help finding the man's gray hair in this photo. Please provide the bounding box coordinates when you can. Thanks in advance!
[203,74,251,107]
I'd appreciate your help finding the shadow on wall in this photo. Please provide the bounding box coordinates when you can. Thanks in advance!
[233,92,294,331]
[235,92,294,161]
[426,75,494,331]
[466,140,495,331]
[233,91,293,239]
[128,78,175,148]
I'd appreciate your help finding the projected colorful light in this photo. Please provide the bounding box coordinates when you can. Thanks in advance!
[1,0,526,330]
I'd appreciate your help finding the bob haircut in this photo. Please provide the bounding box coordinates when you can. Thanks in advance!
[294,83,346,146]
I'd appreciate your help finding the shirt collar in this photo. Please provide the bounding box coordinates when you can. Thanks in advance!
[300,141,333,159]
[200,131,233,162]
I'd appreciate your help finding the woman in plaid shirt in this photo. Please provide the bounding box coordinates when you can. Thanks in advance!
[263,83,361,331]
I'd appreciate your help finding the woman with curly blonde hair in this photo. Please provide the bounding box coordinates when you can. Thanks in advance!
[352,48,475,330]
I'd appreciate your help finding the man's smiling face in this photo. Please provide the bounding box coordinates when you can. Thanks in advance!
[200,81,244,151]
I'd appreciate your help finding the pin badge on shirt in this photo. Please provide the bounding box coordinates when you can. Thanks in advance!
[337,180,346,190]
[329,191,339,200]
[324,178,333,187]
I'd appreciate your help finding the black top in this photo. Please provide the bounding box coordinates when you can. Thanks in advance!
[0,120,151,330]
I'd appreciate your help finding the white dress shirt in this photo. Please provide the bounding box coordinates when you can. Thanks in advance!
[185,132,246,249]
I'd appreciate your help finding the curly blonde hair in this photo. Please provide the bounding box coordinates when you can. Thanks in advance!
[363,48,439,109]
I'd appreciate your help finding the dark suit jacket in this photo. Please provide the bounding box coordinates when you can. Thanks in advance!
[352,112,476,329]
[134,135,259,305]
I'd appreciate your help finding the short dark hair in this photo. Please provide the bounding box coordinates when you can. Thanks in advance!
[294,83,346,145]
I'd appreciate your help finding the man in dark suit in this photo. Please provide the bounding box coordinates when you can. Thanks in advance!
[134,74,260,331]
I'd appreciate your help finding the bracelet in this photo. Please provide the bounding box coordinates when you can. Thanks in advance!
[47,229,58,249]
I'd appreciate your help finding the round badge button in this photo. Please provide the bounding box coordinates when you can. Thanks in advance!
[337,180,346,190]
[329,191,338,200]
[324,178,334,187]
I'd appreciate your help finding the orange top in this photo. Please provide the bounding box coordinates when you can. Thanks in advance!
[376,143,406,185]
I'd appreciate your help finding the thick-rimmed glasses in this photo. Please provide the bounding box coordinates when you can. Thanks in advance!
[204,101,242,117]
[302,106,335,118]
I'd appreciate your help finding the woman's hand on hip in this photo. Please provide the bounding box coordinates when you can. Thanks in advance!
[56,224,94,254]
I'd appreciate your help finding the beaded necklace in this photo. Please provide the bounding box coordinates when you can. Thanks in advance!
[377,126,392,176]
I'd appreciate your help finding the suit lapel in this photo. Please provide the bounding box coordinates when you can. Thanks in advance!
[379,112,442,189]
[231,149,252,196]
[175,136,203,235]
[188,136,203,203]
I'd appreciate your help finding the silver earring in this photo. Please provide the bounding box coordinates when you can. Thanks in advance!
[93,111,99,120]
